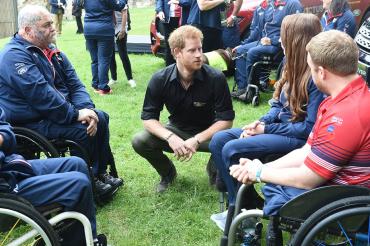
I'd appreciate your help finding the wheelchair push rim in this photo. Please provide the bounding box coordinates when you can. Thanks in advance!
[0,197,60,246]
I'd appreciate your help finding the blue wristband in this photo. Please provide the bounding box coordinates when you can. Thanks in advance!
[256,164,263,183]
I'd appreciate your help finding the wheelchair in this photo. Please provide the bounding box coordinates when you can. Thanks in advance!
[221,184,370,246]
[234,50,284,106]
[0,192,94,246]
[12,126,119,203]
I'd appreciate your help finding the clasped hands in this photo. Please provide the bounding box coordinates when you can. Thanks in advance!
[229,158,262,184]
[78,108,99,137]
[167,134,200,162]
[239,120,265,138]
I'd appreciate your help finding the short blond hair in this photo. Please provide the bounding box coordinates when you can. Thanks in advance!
[168,25,203,50]
[306,30,358,76]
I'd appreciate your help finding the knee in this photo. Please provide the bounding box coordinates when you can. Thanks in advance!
[96,110,109,126]
[131,131,147,153]
[221,141,238,163]
[69,172,92,192]
[68,156,89,176]
[209,131,227,153]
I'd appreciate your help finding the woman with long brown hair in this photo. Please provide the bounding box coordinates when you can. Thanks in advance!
[209,13,324,237]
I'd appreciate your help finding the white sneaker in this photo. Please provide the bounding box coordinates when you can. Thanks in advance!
[108,79,117,86]
[128,79,136,88]
[210,210,228,231]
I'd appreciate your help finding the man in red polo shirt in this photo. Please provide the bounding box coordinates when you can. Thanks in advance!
[229,30,370,244]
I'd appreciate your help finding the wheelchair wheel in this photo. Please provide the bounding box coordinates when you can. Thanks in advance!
[291,196,370,246]
[0,195,60,246]
[13,127,59,159]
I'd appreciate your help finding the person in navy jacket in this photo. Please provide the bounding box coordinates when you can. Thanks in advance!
[232,0,302,97]
[49,0,66,34]
[187,0,225,52]
[0,105,109,245]
[209,15,324,239]
[84,0,127,95]
[321,0,356,38]
[0,5,122,197]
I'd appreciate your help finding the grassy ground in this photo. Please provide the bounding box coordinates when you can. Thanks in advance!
[0,8,272,245]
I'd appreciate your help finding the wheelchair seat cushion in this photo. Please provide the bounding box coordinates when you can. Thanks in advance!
[279,185,370,222]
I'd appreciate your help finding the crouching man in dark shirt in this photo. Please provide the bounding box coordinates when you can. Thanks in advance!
[132,25,235,193]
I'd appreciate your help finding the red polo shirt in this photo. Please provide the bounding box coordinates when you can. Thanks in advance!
[304,76,370,188]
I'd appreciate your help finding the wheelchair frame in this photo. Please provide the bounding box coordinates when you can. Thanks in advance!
[222,184,370,246]
[233,50,284,106]
[0,193,94,246]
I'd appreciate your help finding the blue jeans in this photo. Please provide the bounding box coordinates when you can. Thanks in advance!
[17,157,97,238]
[23,110,111,176]
[234,42,280,89]
[86,38,114,91]
[209,128,305,204]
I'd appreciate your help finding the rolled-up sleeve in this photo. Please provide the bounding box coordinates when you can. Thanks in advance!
[141,74,164,121]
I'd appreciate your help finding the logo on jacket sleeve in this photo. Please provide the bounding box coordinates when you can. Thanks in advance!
[15,63,28,75]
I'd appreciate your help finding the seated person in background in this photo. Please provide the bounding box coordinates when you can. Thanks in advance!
[321,0,356,38]
[132,25,235,193]
[210,13,324,213]
[0,107,108,246]
[230,30,370,246]
[231,0,303,98]
[0,5,122,196]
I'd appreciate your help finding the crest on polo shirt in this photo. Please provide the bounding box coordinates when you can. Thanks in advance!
[331,116,343,125]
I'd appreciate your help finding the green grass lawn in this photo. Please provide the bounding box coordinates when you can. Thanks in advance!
[0,8,272,245]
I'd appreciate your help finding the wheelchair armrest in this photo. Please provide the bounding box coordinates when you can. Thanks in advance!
[279,185,370,222]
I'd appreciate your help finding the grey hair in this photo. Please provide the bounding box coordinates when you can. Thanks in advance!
[18,5,49,30]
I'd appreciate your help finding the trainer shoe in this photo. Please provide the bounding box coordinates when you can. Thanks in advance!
[156,165,177,193]
[100,172,123,187]
[96,89,113,96]
[108,79,117,86]
[210,210,228,231]
[128,79,136,88]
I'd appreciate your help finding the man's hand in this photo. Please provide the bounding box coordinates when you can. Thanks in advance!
[226,16,235,27]
[77,109,99,135]
[157,11,165,21]
[0,134,3,147]
[183,137,199,161]
[229,158,257,184]
[167,134,190,161]
[117,31,126,40]
[78,109,98,123]
[260,37,271,46]
[86,118,98,136]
